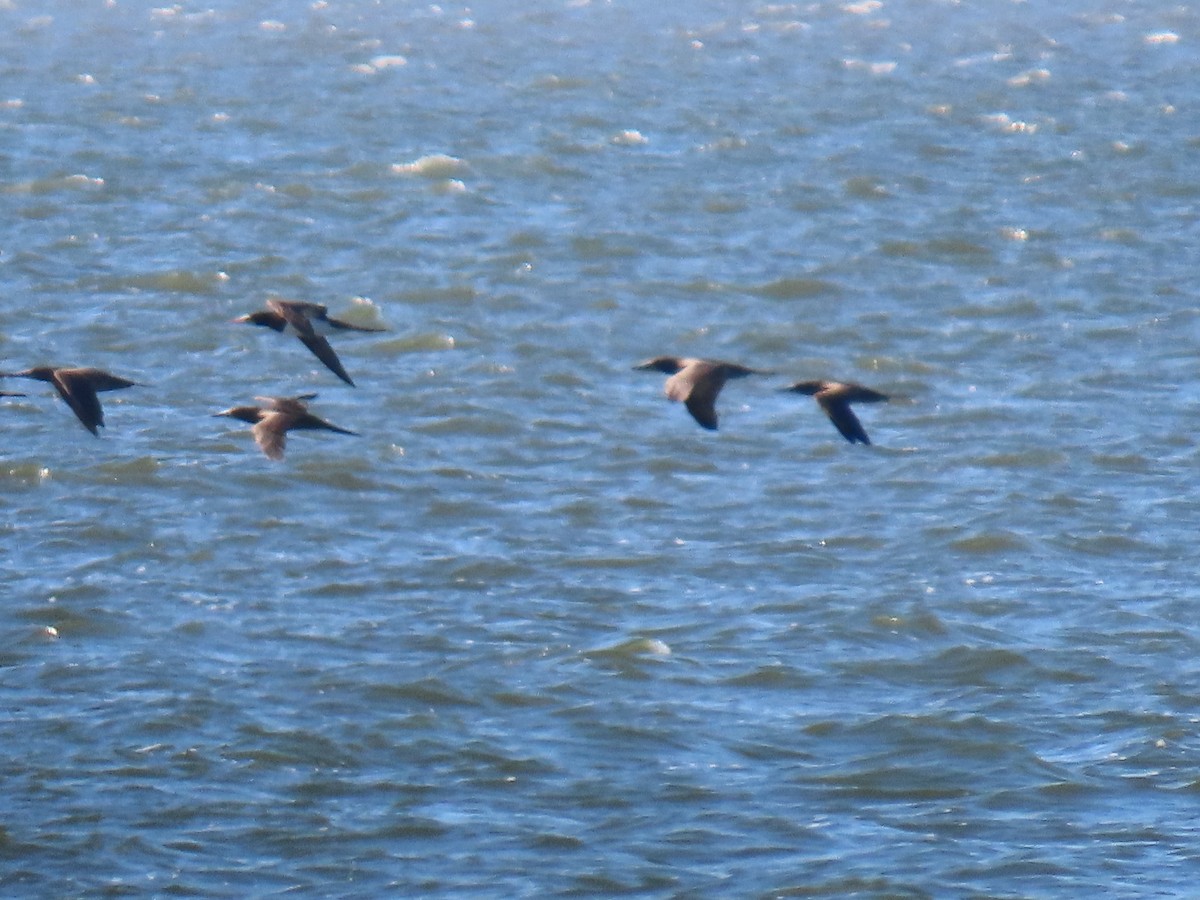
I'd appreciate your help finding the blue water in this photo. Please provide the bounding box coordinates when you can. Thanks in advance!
[3,1,1200,896]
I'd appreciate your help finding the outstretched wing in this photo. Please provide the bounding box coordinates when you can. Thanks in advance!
[251,413,290,460]
[70,368,138,393]
[293,413,358,436]
[672,365,724,431]
[842,385,889,405]
[52,370,105,435]
[820,396,871,444]
[326,316,387,333]
[297,335,354,386]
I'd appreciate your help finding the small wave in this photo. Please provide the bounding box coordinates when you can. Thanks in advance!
[751,276,841,299]
[391,153,469,179]
[585,637,672,659]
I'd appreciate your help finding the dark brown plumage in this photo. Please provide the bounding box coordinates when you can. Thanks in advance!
[214,394,357,460]
[234,298,385,387]
[2,366,139,435]
[635,356,767,430]
[783,380,889,445]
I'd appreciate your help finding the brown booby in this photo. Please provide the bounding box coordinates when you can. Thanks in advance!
[2,367,139,435]
[234,298,384,386]
[782,380,889,445]
[634,356,767,430]
[214,394,357,460]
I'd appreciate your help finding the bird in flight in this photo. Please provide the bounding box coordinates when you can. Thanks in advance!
[634,356,767,430]
[2,366,139,435]
[781,379,889,445]
[234,298,385,386]
[214,394,357,460]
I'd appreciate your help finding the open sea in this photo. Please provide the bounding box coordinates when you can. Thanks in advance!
[2,1,1200,896]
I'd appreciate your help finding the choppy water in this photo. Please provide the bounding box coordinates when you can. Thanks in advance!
[3,1,1200,896]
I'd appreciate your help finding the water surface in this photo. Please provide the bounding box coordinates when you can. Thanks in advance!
[2,1,1200,896]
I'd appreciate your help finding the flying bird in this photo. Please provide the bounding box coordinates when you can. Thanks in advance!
[634,356,767,430]
[2,366,139,435]
[234,298,385,386]
[782,380,889,445]
[214,394,357,460]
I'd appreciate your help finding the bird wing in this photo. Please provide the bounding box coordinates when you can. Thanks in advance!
[819,395,871,444]
[841,384,889,404]
[326,316,386,333]
[52,370,105,435]
[251,413,290,460]
[293,413,358,436]
[684,392,720,430]
[721,363,766,380]
[68,368,138,392]
[297,334,355,386]
[670,365,724,431]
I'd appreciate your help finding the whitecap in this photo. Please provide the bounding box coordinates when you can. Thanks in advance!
[981,112,1037,134]
[62,173,105,189]
[587,637,672,659]
[1008,68,1051,87]
[369,54,408,70]
[391,153,468,178]
[844,59,897,75]
[610,129,648,146]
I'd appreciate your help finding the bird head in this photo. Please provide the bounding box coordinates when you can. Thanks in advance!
[3,367,56,382]
[232,311,283,331]
[633,356,685,375]
[214,406,266,425]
